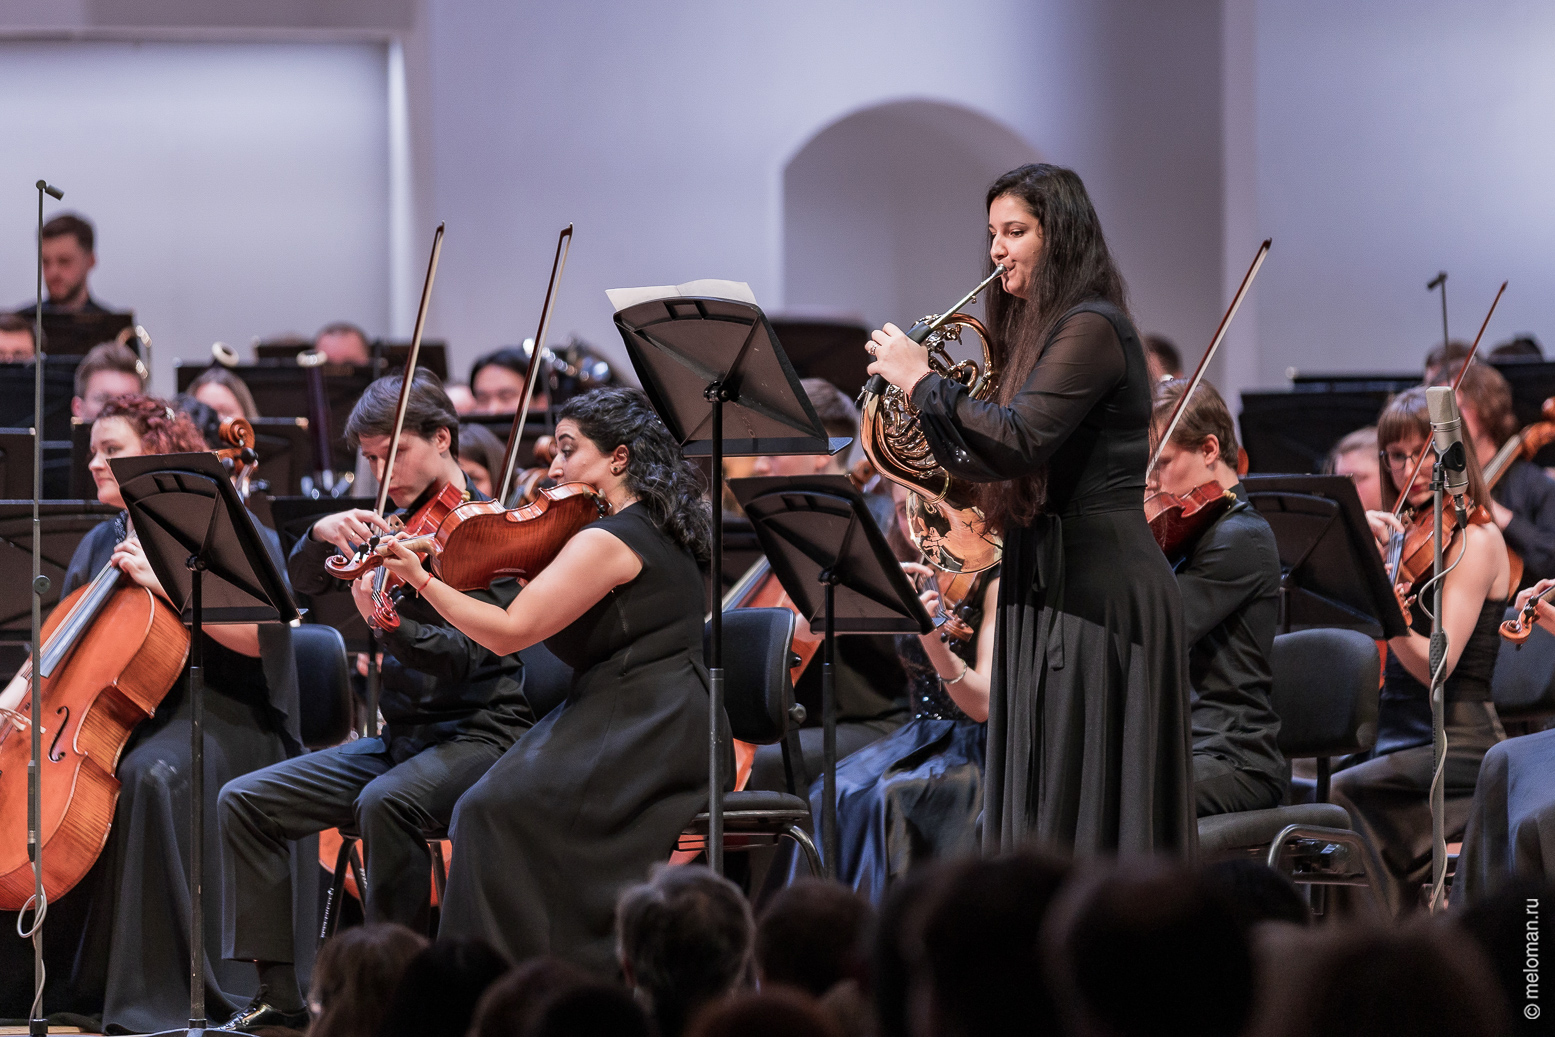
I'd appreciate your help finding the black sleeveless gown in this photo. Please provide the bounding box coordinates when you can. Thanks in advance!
[437,503,729,972]
[913,301,1196,857]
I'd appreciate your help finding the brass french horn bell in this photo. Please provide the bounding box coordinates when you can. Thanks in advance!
[858,271,1005,574]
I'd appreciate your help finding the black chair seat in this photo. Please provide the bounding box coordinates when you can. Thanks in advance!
[1198,802,1351,855]
[686,789,811,830]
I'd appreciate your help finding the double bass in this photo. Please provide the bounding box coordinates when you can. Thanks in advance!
[0,419,258,908]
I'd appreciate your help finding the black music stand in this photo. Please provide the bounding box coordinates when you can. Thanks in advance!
[1239,389,1396,474]
[269,496,379,735]
[0,501,120,642]
[730,475,930,876]
[613,286,847,873]
[111,452,298,1037]
[1242,474,1408,640]
[0,358,78,443]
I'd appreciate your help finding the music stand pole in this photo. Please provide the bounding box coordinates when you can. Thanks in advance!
[819,571,838,877]
[706,384,726,872]
[26,177,63,1037]
[186,557,208,1030]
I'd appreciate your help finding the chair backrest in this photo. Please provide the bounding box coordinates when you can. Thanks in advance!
[518,641,573,722]
[705,607,796,745]
[1492,607,1555,720]
[294,623,353,750]
[1270,627,1380,759]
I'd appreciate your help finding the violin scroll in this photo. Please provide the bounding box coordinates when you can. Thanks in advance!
[1500,607,1537,645]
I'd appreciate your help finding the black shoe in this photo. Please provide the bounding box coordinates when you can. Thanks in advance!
[214,987,310,1032]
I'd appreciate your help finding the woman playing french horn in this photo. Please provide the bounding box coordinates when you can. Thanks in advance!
[864,163,1195,856]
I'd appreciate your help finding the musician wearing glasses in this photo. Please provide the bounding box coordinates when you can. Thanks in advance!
[864,163,1195,857]
[1345,386,1511,916]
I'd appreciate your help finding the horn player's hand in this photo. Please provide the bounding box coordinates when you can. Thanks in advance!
[866,323,932,396]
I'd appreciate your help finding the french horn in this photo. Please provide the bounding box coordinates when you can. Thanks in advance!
[859,308,1002,574]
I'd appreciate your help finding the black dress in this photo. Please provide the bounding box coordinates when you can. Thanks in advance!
[912,301,1196,856]
[1331,587,1507,916]
[0,517,306,1033]
[437,503,729,973]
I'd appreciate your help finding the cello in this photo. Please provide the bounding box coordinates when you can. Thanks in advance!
[0,419,259,909]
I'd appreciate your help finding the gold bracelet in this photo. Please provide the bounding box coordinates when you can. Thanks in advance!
[941,659,969,685]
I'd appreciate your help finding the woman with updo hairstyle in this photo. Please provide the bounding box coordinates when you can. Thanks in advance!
[377,386,723,971]
[0,394,303,1030]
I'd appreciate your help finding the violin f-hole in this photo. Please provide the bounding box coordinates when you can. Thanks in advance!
[48,705,70,762]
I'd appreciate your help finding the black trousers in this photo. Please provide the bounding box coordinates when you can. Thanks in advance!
[1193,753,1286,818]
[218,736,504,962]
[1330,701,1503,917]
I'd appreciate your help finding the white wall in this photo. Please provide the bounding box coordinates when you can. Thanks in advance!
[1248,0,1555,388]
[418,0,1227,386]
[0,41,390,391]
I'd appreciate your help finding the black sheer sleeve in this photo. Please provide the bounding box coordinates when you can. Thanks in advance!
[910,311,1126,484]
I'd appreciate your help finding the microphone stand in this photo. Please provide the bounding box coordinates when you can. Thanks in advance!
[1426,458,1449,913]
[26,178,63,1037]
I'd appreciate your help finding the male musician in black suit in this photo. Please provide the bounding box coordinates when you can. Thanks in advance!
[215,372,531,1031]
[14,214,113,315]
[1150,379,1287,816]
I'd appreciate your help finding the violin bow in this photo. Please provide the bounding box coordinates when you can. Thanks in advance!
[1390,279,1508,520]
[1148,239,1272,473]
[375,223,446,518]
[496,224,573,505]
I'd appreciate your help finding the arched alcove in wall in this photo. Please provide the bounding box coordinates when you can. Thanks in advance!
[782,100,1041,330]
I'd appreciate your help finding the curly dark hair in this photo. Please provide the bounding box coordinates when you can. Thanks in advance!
[558,387,711,563]
[96,394,209,455]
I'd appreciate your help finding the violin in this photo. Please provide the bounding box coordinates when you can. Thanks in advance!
[1145,241,1269,557]
[1382,283,1510,602]
[1145,481,1238,557]
[319,223,448,628]
[509,435,558,507]
[1478,395,1555,590]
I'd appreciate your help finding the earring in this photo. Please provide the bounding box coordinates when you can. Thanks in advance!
[611,465,623,476]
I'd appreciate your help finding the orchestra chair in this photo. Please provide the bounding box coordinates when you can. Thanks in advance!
[1197,627,1383,910]
[1490,608,1555,736]
[293,623,355,750]
[678,607,822,877]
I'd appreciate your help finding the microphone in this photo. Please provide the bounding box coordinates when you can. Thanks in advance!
[1426,385,1470,525]
[1427,271,1447,290]
[35,180,63,200]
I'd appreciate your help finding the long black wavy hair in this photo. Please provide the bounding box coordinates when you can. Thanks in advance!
[979,164,1130,531]
[559,387,711,563]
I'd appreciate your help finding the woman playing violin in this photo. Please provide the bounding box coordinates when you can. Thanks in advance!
[372,387,724,973]
[1338,385,1511,916]
[0,395,302,1033]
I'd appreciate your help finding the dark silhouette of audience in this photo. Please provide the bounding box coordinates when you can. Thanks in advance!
[1049,862,1256,1037]
[376,938,509,1037]
[615,864,755,1037]
[307,850,1533,1037]
[756,879,873,997]
[918,852,1071,1036]
[468,956,593,1037]
[521,983,653,1037]
[1253,922,1505,1037]
[305,923,426,1037]
[685,988,844,1037]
